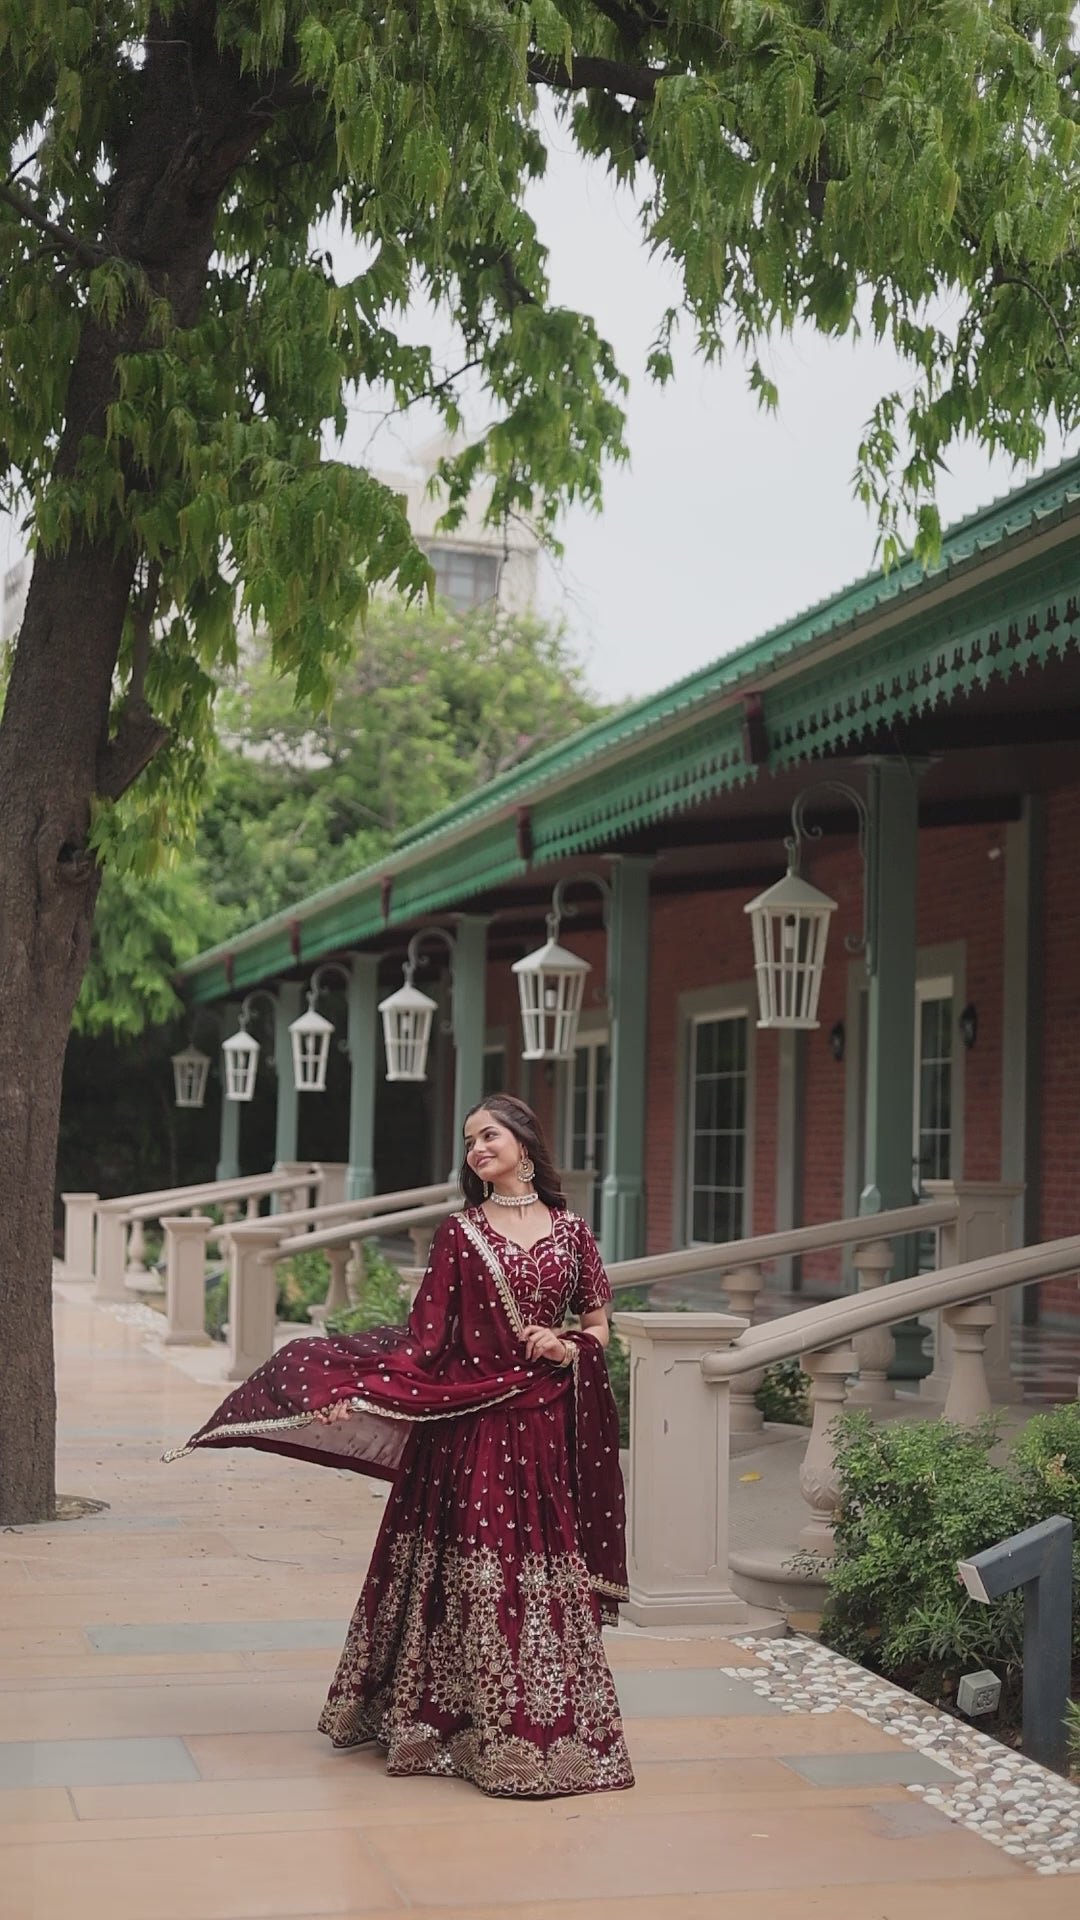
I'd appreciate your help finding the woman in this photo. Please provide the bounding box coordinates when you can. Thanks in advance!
[166,1094,633,1799]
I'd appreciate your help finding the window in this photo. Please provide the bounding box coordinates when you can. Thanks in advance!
[563,1035,609,1233]
[482,1046,507,1098]
[426,545,500,613]
[914,984,955,1185]
[687,1014,749,1244]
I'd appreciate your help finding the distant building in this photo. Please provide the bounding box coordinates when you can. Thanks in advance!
[2,558,29,644]
[378,435,540,617]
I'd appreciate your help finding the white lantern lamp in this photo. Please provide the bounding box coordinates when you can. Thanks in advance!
[513,936,592,1060]
[747,780,870,1031]
[288,962,352,1093]
[222,1023,261,1102]
[745,870,837,1028]
[171,1043,211,1110]
[379,975,439,1081]
[378,928,454,1083]
[513,873,611,1063]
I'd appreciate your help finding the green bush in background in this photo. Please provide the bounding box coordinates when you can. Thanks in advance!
[325,1243,411,1335]
[276,1250,331,1324]
[819,1404,1080,1731]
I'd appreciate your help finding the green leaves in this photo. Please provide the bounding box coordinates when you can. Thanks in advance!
[3,0,1080,865]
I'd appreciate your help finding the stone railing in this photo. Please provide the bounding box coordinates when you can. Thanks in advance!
[161,1185,458,1374]
[614,1194,1077,1632]
[79,1166,333,1303]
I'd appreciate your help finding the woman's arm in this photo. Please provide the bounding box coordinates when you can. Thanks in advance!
[578,1307,610,1350]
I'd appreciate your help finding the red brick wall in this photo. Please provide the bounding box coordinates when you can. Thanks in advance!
[1035,790,1080,1319]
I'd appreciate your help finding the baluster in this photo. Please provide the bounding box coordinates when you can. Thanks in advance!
[847,1239,895,1407]
[245,1192,261,1221]
[941,1298,995,1423]
[124,1217,153,1291]
[797,1340,858,1555]
[324,1249,351,1317]
[722,1265,766,1431]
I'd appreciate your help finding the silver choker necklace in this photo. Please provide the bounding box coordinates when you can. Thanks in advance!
[489,1189,539,1209]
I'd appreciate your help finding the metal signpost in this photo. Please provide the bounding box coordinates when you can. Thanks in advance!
[957,1514,1074,1775]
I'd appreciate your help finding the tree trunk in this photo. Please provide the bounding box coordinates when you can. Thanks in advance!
[0,11,272,1521]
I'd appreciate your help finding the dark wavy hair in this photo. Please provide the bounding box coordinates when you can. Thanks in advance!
[459,1093,566,1211]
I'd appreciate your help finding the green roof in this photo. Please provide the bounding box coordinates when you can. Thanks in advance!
[180,450,1080,997]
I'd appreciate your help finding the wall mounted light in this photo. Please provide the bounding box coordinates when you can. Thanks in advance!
[746,781,872,1031]
[289,961,353,1093]
[379,928,455,1082]
[829,1020,846,1063]
[513,873,611,1062]
[222,990,278,1102]
[959,1003,978,1050]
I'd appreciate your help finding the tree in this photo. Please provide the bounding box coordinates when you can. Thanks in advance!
[2,4,1079,1521]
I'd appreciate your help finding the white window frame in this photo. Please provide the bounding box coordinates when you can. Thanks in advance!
[675,982,756,1248]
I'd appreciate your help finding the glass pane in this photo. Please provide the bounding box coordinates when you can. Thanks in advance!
[687,1015,748,1246]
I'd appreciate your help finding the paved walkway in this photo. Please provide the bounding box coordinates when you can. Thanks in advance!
[0,1289,1077,1920]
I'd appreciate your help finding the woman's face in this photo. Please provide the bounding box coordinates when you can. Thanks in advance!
[464,1110,523,1185]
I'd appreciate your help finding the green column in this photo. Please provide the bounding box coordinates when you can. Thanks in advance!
[346,955,379,1200]
[859,759,926,1374]
[451,917,488,1169]
[600,858,652,1262]
[216,1000,242,1181]
[273,982,303,1169]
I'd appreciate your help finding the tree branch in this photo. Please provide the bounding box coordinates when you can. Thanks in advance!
[526,51,672,101]
[0,182,109,270]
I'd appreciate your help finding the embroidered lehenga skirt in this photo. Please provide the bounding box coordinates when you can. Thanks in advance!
[318,1391,633,1796]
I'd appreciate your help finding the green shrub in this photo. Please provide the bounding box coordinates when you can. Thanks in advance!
[820,1405,1080,1721]
[756,1356,811,1426]
[324,1242,410,1335]
[276,1249,330,1323]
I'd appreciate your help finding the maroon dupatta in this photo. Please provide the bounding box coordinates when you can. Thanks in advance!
[166,1212,628,1618]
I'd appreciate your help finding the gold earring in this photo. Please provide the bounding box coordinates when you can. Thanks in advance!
[518,1155,535,1184]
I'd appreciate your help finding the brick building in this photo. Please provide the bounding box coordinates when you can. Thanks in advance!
[178,456,1080,1334]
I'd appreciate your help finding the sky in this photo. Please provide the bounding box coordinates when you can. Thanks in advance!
[3,131,1073,707]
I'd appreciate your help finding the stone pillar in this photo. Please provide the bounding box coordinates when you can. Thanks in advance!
[162,1216,212,1346]
[722,1265,766,1432]
[216,1001,243,1181]
[346,955,379,1201]
[860,758,925,1377]
[93,1209,130,1302]
[847,1238,896,1407]
[450,917,488,1170]
[613,1311,751,1628]
[601,858,652,1262]
[60,1192,98,1282]
[273,983,303,1175]
[798,1341,859,1555]
[226,1224,284,1381]
[922,1181,1024,1404]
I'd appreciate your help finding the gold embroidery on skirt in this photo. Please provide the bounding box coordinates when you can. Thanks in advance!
[318,1532,632,1796]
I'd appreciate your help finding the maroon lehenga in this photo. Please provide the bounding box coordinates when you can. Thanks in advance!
[167,1207,634,1797]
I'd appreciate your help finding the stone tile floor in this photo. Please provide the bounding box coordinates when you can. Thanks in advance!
[0,1285,1076,1920]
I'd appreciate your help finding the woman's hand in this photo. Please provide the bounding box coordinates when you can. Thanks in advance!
[314,1401,354,1425]
[522,1325,572,1366]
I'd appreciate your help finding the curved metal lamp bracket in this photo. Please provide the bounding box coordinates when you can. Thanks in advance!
[547,871,613,944]
[785,781,873,969]
[402,925,457,985]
